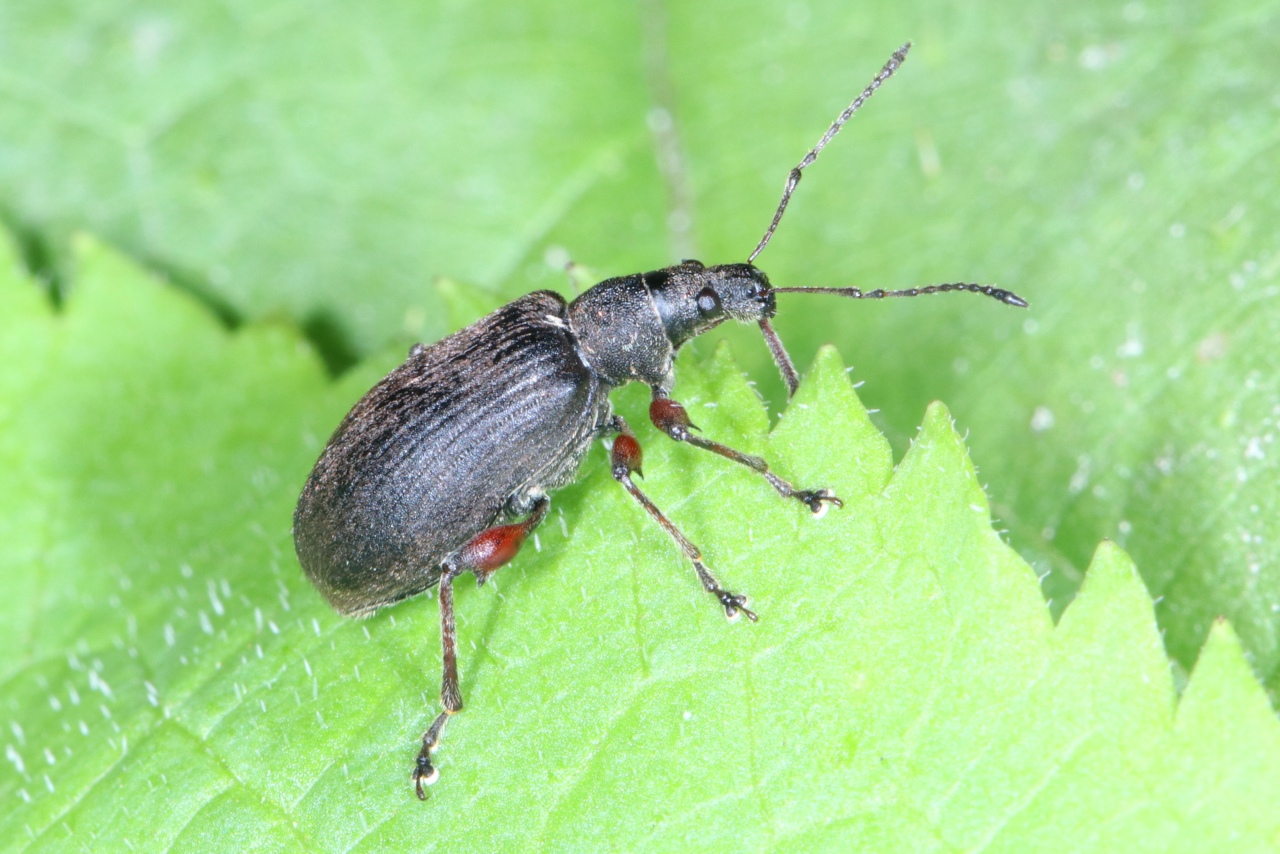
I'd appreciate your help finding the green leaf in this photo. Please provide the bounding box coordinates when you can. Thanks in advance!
[2,236,1278,851]
[1,0,1276,696]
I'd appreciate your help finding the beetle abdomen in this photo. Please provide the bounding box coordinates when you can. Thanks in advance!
[294,292,611,616]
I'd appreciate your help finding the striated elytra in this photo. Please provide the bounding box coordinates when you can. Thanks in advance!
[292,42,1027,799]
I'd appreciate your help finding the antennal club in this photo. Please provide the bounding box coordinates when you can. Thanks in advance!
[748,42,912,264]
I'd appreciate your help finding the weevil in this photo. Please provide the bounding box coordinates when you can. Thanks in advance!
[292,42,1027,798]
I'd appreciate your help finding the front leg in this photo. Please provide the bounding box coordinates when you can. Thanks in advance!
[648,391,843,516]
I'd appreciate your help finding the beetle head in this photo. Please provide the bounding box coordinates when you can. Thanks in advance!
[649,261,776,344]
[651,257,1030,399]
[648,259,804,396]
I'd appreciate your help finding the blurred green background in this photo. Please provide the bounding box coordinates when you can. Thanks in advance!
[0,0,1277,700]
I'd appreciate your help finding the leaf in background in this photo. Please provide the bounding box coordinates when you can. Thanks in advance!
[1,236,1277,850]
[0,0,667,363]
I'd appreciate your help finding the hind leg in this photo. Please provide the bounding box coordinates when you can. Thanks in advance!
[412,496,549,799]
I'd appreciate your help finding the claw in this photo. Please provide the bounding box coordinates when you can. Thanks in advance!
[719,590,759,623]
[799,489,843,517]
[413,754,438,800]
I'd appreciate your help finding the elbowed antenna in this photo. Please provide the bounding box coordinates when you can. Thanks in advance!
[747,42,912,398]
[762,282,1030,398]
[773,282,1029,308]
[746,43,1030,398]
[747,42,912,266]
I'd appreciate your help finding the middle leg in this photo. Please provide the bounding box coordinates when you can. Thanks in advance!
[609,416,757,622]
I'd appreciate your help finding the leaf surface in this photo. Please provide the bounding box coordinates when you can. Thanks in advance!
[1,237,1277,851]
[0,0,1276,689]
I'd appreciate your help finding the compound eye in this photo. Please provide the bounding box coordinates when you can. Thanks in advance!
[696,287,722,317]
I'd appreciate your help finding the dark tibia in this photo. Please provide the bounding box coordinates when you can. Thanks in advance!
[609,416,757,621]
[412,496,549,799]
[648,394,843,515]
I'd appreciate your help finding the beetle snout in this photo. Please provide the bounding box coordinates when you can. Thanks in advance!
[712,266,776,323]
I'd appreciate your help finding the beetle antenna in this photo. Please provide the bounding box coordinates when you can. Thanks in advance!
[748,42,912,265]
[760,282,1026,397]
[773,282,1029,308]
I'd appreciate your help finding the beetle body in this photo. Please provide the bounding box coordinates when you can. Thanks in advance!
[292,43,1027,798]
[294,290,611,615]
[295,262,776,615]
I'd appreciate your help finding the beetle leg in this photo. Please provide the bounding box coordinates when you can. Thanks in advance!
[609,416,757,622]
[412,496,550,799]
[461,495,550,587]
[648,392,843,517]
